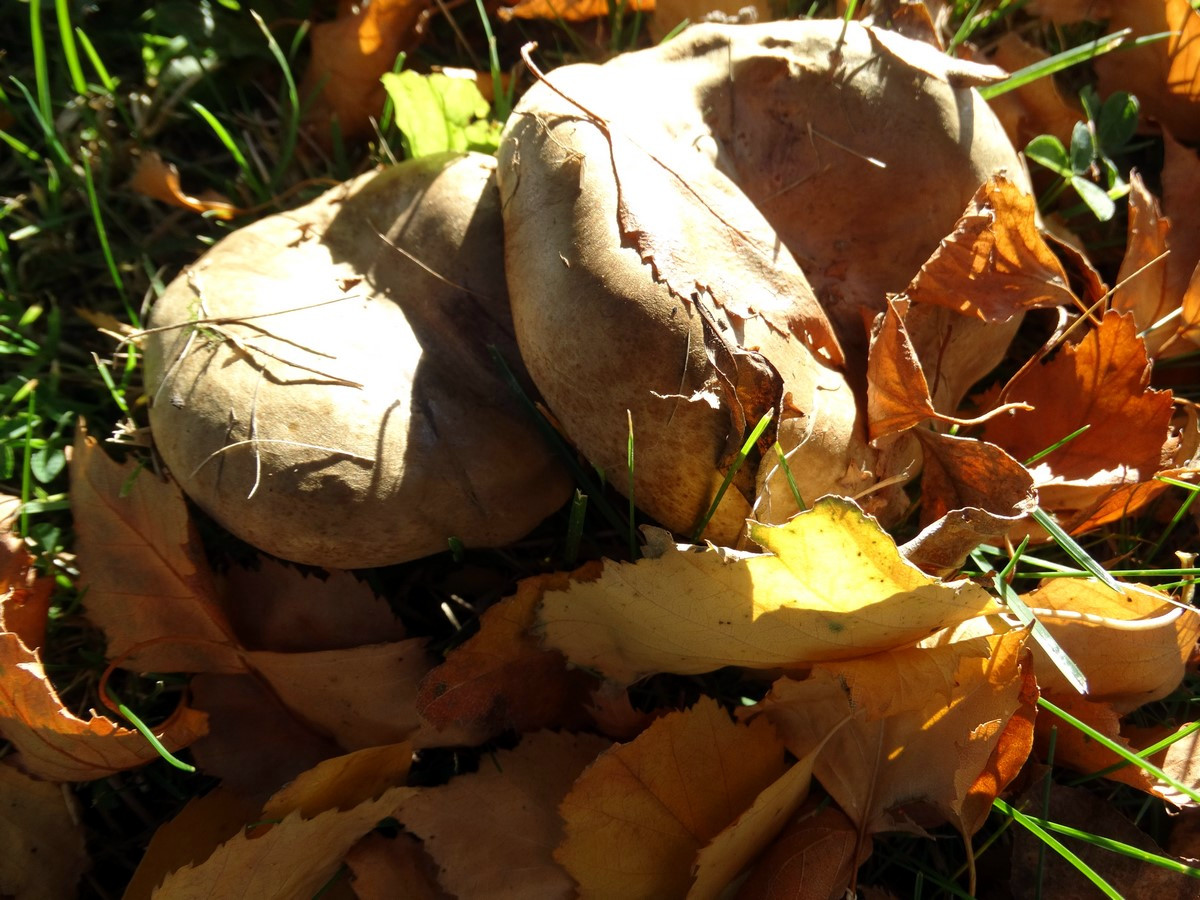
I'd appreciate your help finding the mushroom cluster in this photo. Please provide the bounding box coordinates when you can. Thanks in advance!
[143,20,1026,568]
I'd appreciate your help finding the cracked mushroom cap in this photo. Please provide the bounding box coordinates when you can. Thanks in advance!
[143,152,572,568]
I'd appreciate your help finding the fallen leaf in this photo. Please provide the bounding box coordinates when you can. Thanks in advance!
[1163,132,1200,307]
[71,424,244,674]
[498,0,653,22]
[981,310,1179,534]
[586,681,658,741]
[300,0,432,142]
[417,565,601,746]
[985,32,1081,148]
[129,151,240,220]
[1111,171,1179,357]
[556,697,786,898]
[538,498,1000,683]
[748,632,1031,839]
[0,761,89,900]
[1095,0,1200,142]
[396,730,610,899]
[1,492,53,651]
[1022,579,1200,713]
[0,631,208,782]
[733,804,866,900]
[647,0,766,42]
[1027,1,1112,24]
[263,742,412,820]
[344,832,449,900]
[903,176,1078,324]
[218,559,405,653]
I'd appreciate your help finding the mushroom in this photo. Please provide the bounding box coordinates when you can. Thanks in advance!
[498,21,1027,541]
[143,152,572,568]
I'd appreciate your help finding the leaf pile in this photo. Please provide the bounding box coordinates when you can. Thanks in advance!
[5,2,1200,897]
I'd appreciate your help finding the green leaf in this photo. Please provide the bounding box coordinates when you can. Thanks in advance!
[1097,91,1139,151]
[1069,120,1095,172]
[1071,175,1116,221]
[380,70,494,159]
[1025,134,1071,176]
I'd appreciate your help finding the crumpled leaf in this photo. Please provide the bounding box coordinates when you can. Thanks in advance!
[129,150,240,220]
[0,761,89,900]
[538,497,1000,683]
[980,310,1181,535]
[0,631,208,782]
[71,425,243,673]
[903,176,1078,323]
[556,696,786,899]
[733,804,866,900]
[417,565,600,746]
[151,747,411,898]
[395,730,610,899]
[746,632,1033,839]
[300,0,431,142]
[1022,580,1200,713]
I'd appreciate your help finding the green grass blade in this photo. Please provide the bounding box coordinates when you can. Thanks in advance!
[1146,477,1200,563]
[772,441,806,512]
[1025,424,1090,466]
[54,0,87,95]
[626,410,638,560]
[30,0,53,126]
[992,563,1088,694]
[1031,507,1122,592]
[79,147,133,320]
[564,489,587,567]
[692,409,773,542]
[74,27,117,92]
[108,689,197,773]
[1028,816,1200,877]
[993,798,1123,899]
[251,12,300,189]
[472,0,508,122]
[979,29,1139,100]
[189,100,265,198]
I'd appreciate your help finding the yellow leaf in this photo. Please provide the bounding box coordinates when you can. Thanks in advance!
[538,497,1000,682]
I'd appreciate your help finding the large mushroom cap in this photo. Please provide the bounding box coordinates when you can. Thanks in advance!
[498,21,1025,541]
[143,152,572,568]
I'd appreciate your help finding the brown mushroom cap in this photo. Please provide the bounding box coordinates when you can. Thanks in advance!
[143,152,572,568]
[498,21,1025,541]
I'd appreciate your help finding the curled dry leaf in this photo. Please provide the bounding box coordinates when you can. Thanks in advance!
[129,150,240,220]
[746,632,1033,839]
[395,730,610,899]
[416,565,601,746]
[733,804,866,900]
[142,153,571,569]
[1022,579,1200,713]
[556,696,786,899]
[1112,171,1180,358]
[0,762,89,900]
[0,631,208,782]
[538,497,1000,683]
[300,0,431,142]
[981,310,1180,535]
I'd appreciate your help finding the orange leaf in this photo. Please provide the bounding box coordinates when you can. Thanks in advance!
[0,631,208,782]
[0,761,89,898]
[300,0,431,142]
[396,730,610,899]
[733,804,866,900]
[1111,172,1177,357]
[417,565,601,745]
[557,696,787,898]
[498,0,653,22]
[904,175,1077,323]
[129,151,240,219]
[1,493,53,651]
[981,310,1178,533]
[71,424,244,674]
[866,297,939,442]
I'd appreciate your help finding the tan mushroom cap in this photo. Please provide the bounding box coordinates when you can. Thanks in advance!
[143,152,572,568]
[499,21,1026,542]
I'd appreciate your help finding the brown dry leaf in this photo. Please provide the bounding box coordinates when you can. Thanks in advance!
[152,784,408,898]
[904,175,1078,323]
[396,730,609,899]
[0,761,89,900]
[1035,693,1200,808]
[1,493,53,651]
[417,565,601,745]
[246,642,431,751]
[0,631,208,782]
[538,498,1000,683]
[981,310,1180,534]
[556,696,786,899]
[498,0,653,22]
[1163,132,1200,305]
[129,151,240,219]
[587,681,659,741]
[344,832,449,900]
[1096,0,1200,142]
[748,632,1031,838]
[985,32,1081,148]
[219,558,405,652]
[300,0,431,142]
[1111,171,1180,357]
[263,742,412,820]
[734,804,865,900]
[71,425,244,673]
[1022,579,1199,713]
[866,297,941,442]
[647,0,767,42]
[900,430,1036,575]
